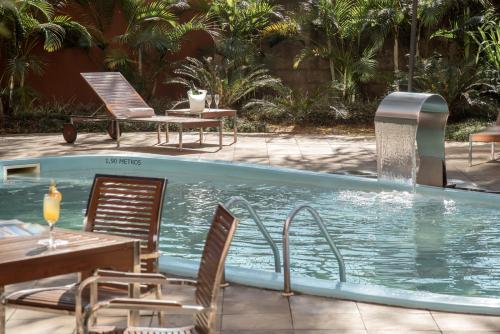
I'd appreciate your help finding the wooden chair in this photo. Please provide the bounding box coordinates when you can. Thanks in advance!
[80,204,238,334]
[3,174,167,315]
[469,113,500,165]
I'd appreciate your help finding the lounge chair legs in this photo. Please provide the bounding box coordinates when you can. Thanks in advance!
[115,120,121,148]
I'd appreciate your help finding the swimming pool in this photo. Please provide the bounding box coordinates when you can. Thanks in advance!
[1,154,500,313]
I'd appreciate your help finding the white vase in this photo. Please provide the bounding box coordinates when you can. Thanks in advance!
[188,90,207,112]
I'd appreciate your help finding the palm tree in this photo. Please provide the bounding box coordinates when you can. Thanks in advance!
[294,0,377,101]
[167,56,283,108]
[0,0,91,114]
[206,0,297,65]
[362,0,408,75]
[104,0,217,99]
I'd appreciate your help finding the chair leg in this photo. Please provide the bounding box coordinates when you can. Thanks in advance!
[155,285,166,327]
[200,128,203,145]
[491,142,496,161]
[157,124,161,144]
[165,123,169,143]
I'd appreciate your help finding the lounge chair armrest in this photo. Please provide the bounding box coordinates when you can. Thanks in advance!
[166,278,197,286]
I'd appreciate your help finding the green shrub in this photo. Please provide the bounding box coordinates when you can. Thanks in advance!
[446,119,493,141]
[244,87,379,126]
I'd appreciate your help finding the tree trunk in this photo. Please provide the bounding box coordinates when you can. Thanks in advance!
[326,38,335,82]
[416,24,421,58]
[138,49,143,76]
[394,30,399,74]
[8,74,15,114]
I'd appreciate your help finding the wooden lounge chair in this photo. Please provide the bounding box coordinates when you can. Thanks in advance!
[469,113,500,166]
[64,72,223,151]
[80,204,238,334]
[3,174,167,319]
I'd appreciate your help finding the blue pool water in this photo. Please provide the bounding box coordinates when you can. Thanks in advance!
[1,155,500,302]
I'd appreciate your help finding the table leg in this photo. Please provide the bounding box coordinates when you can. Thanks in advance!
[179,124,183,151]
[157,124,161,144]
[199,128,203,145]
[0,285,5,334]
[129,241,141,326]
[233,115,237,143]
[165,123,169,143]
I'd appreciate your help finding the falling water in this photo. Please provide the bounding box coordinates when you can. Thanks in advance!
[375,121,418,186]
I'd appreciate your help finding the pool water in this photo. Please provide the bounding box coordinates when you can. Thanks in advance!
[1,157,499,299]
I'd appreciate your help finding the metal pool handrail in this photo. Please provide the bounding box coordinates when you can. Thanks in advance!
[224,196,282,273]
[282,204,346,296]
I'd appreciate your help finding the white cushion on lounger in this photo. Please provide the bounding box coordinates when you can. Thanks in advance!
[127,107,155,118]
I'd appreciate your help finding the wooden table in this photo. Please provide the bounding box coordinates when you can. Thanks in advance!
[0,228,140,334]
[166,108,238,145]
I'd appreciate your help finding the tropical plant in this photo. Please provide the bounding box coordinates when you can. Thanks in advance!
[104,0,216,99]
[167,56,283,109]
[362,0,409,75]
[63,0,119,50]
[419,0,491,59]
[294,0,378,102]
[398,54,497,116]
[0,0,91,114]
[207,0,297,65]
[472,11,500,70]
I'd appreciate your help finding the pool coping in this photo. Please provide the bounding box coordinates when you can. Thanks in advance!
[160,255,500,316]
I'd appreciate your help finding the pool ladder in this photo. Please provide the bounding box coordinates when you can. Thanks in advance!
[224,197,346,296]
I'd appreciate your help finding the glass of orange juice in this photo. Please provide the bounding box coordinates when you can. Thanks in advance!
[38,193,67,249]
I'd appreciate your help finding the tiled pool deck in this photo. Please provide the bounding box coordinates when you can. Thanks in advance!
[1,131,500,333]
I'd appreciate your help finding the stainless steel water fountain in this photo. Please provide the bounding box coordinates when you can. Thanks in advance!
[375,92,449,187]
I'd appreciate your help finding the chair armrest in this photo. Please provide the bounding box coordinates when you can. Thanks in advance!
[83,299,208,334]
[166,278,197,286]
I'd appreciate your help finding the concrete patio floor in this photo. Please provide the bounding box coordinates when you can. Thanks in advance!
[1,131,499,191]
[1,131,500,334]
[6,274,500,334]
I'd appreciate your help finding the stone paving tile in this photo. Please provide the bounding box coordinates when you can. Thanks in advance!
[432,313,500,331]
[222,313,293,331]
[292,312,366,330]
[7,316,75,334]
[367,331,441,334]
[222,286,289,315]
[290,295,359,314]
[356,303,430,315]
[361,313,439,331]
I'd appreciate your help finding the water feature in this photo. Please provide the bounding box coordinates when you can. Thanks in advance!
[375,92,449,187]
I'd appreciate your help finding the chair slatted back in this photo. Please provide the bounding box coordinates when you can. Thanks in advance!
[194,204,238,334]
[81,72,155,119]
[85,174,167,273]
